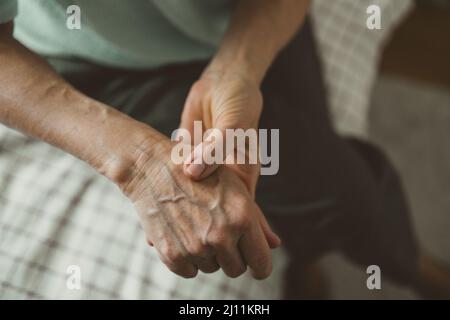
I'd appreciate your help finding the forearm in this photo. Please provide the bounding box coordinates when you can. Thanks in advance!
[208,0,310,84]
[0,24,165,189]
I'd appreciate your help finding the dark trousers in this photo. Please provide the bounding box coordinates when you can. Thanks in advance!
[48,18,420,294]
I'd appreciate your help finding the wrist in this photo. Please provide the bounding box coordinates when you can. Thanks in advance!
[205,52,267,87]
[84,102,168,193]
[97,130,158,188]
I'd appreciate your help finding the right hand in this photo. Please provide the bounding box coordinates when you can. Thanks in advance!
[122,140,280,279]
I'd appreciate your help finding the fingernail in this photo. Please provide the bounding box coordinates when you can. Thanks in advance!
[186,163,206,177]
[184,142,204,164]
[183,153,194,166]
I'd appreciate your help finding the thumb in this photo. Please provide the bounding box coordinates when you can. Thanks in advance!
[183,128,225,180]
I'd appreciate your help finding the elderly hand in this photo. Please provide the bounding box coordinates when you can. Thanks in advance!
[121,140,278,279]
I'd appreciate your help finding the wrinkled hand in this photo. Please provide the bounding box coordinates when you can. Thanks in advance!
[123,140,278,279]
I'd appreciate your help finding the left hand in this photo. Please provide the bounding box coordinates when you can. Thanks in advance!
[179,68,263,197]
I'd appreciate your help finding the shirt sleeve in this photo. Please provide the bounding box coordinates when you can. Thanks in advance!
[0,0,18,23]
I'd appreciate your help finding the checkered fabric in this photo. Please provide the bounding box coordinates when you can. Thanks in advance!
[312,0,413,137]
[0,0,411,299]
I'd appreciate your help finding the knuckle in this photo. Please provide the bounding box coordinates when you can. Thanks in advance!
[233,194,249,209]
[229,213,252,232]
[163,248,185,264]
[186,241,210,258]
[206,231,227,249]
[158,247,198,279]
[227,264,247,279]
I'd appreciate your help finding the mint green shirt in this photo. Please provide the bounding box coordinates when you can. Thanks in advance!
[0,0,232,69]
